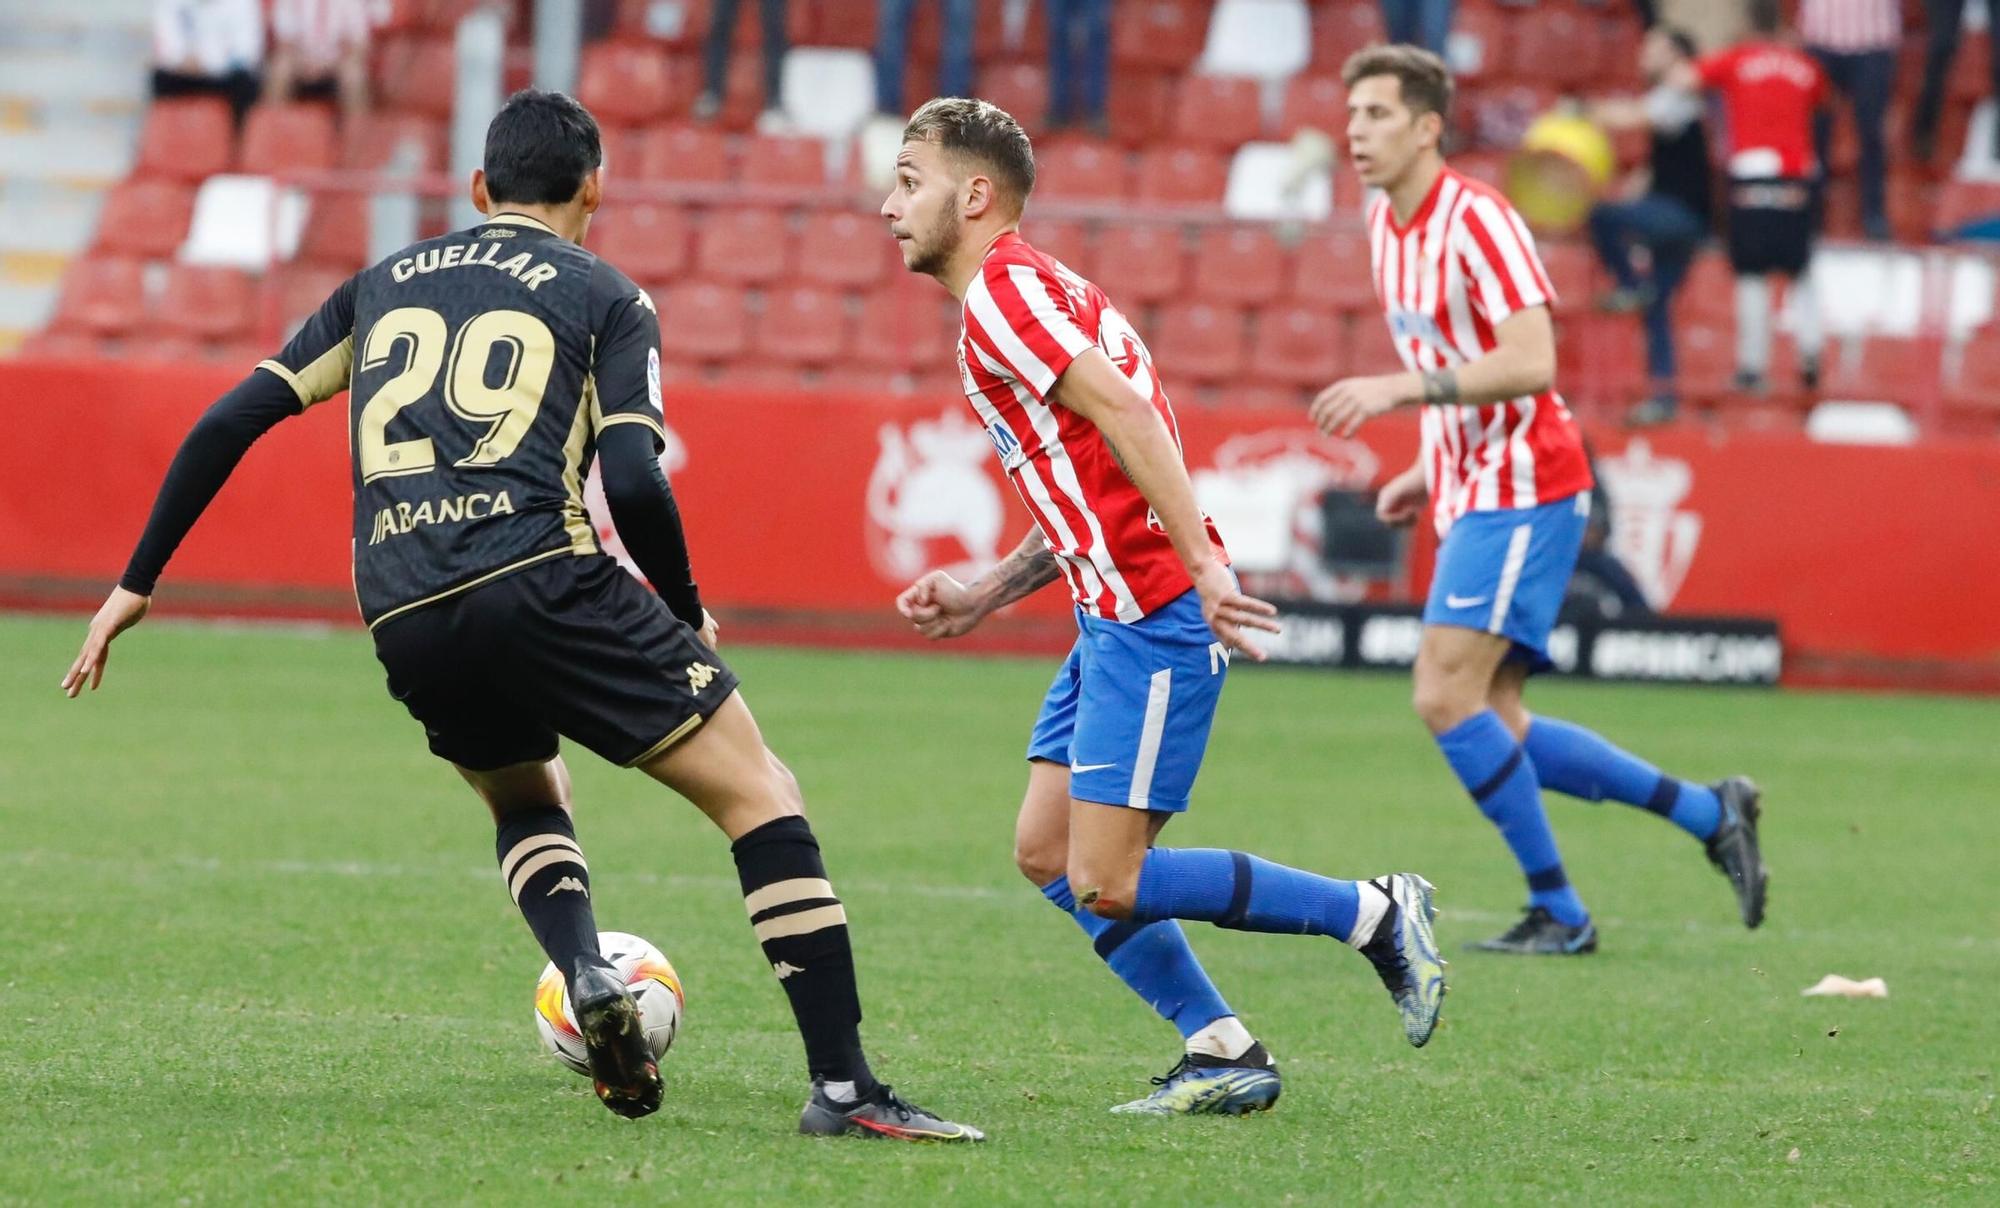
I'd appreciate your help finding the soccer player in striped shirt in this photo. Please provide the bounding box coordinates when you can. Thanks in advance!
[883,97,1447,1115]
[1314,46,1768,955]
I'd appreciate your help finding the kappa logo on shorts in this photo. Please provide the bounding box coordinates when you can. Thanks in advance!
[686,662,721,694]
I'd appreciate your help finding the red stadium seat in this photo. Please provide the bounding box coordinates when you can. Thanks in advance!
[811,0,877,50]
[1825,336,1945,408]
[1312,1,1386,70]
[1020,218,1093,278]
[50,257,148,337]
[373,35,456,119]
[754,286,854,365]
[739,135,826,190]
[134,98,234,183]
[1673,253,1735,327]
[1192,226,1286,306]
[92,180,195,260]
[1169,77,1264,150]
[695,207,792,284]
[1506,7,1601,92]
[295,191,371,271]
[588,203,692,284]
[797,210,891,289]
[1938,181,2000,234]
[274,265,354,336]
[238,103,337,176]
[1449,2,1512,85]
[155,264,255,342]
[853,278,955,369]
[1289,228,1378,314]
[1539,242,1597,309]
[1249,304,1344,388]
[1136,148,1229,207]
[1280,74,1346,138]
[1094,223,1190,306]
[576,41,687,126]
[714,55,771,131]
[1112,0,1209,71]
[978,64,1049,132]
[1034,139,1135,202]
[975,0,1046,62]
[627,123,732,184]
[1106,71,1172,147]
[1155,303,1250,384]
[20,329,114,361]
[658,282,750,364]
[1947,328,2000,412]
[341,112,446,172]
[1949,29,1991,103]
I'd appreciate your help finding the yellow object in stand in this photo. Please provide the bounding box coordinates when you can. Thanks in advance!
[1507,110,1617,235]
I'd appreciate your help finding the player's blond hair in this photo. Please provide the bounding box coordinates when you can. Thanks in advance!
[1341,44,1455,121]
[902,97,1036,212]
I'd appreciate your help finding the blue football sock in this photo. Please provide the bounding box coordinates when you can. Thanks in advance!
[1040,876,1232,1039]
[1128,848,1363,941]
[1525,717,1722,840]
[1436,710,1588,927]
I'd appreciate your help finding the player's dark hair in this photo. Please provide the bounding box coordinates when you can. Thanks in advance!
[902,97,1036,211]
[482,89,602,206]
[1341,44,1454,122]
[1747,0,1782,34]
[1661,26,1699,61]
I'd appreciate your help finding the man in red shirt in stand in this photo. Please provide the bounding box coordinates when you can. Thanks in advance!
[1680,0,1831,396]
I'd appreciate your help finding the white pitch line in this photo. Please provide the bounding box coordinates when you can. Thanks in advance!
[3,848,1993,950]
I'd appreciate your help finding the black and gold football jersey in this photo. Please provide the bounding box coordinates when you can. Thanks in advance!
[261,212,669,629]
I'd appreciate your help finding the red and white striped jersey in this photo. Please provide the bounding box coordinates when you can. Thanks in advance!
[1801,0,1901,52]
[1366,167,1593,537]
[956,232,1225,622]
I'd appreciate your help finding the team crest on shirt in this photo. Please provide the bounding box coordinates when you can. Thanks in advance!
[864,410,1006,583]
[1388,308,1445,348]
[1190,430,1381,601]
[1594,437,1702,609]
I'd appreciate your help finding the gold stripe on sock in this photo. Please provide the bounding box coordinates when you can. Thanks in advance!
[750,903,847,943]
[742,877,836,918]
[500,834,583,885]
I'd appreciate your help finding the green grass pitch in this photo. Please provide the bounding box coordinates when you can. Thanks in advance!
[2,613,1995,1205]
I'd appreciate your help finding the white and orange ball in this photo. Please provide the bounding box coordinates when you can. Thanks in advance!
[533,931,685,1076]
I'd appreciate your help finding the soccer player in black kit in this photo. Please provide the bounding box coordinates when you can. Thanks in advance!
[61,90,982,1142]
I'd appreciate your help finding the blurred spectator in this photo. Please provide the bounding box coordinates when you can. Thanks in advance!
[265,0,379,120]
[695,0,789,128]
[1680,0,1828,397]
[1046,0,1110,135]
[1802,0,1897,240]
[1380,0,1453,55]
[151,0,263,125]
[1912,0,2000,163]
[1588,27,1711,425]
[876,0,975,118]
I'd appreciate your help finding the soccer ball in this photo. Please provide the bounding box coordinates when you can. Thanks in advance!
[533,931,685,1076]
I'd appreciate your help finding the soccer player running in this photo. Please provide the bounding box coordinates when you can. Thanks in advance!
[60,90,980,1142]
[883,98,1446,1116]
[1315,46,1768,955]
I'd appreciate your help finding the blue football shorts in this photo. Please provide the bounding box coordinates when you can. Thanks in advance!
[1423,491,1590,671]
[1027,586,1226,813]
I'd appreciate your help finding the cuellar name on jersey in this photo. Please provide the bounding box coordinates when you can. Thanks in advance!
[389,242,560,291]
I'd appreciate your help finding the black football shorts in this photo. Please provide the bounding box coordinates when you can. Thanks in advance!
[371,553,739,771]
[1726,178,1816,277]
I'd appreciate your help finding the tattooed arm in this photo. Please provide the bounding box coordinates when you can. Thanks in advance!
[895,530,1061,640]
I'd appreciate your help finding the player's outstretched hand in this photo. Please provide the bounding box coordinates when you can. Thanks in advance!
[1193,561,1281,663]
[896,570,984,640]
[1310,374,1404,437]
[62,586,150,698]
[1376,465,1428,527]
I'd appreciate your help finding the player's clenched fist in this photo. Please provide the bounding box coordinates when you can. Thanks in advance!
[896,571,985,640]
[1375,465,1428,527]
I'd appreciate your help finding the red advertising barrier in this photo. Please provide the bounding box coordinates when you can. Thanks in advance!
[4,358,1998,688]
